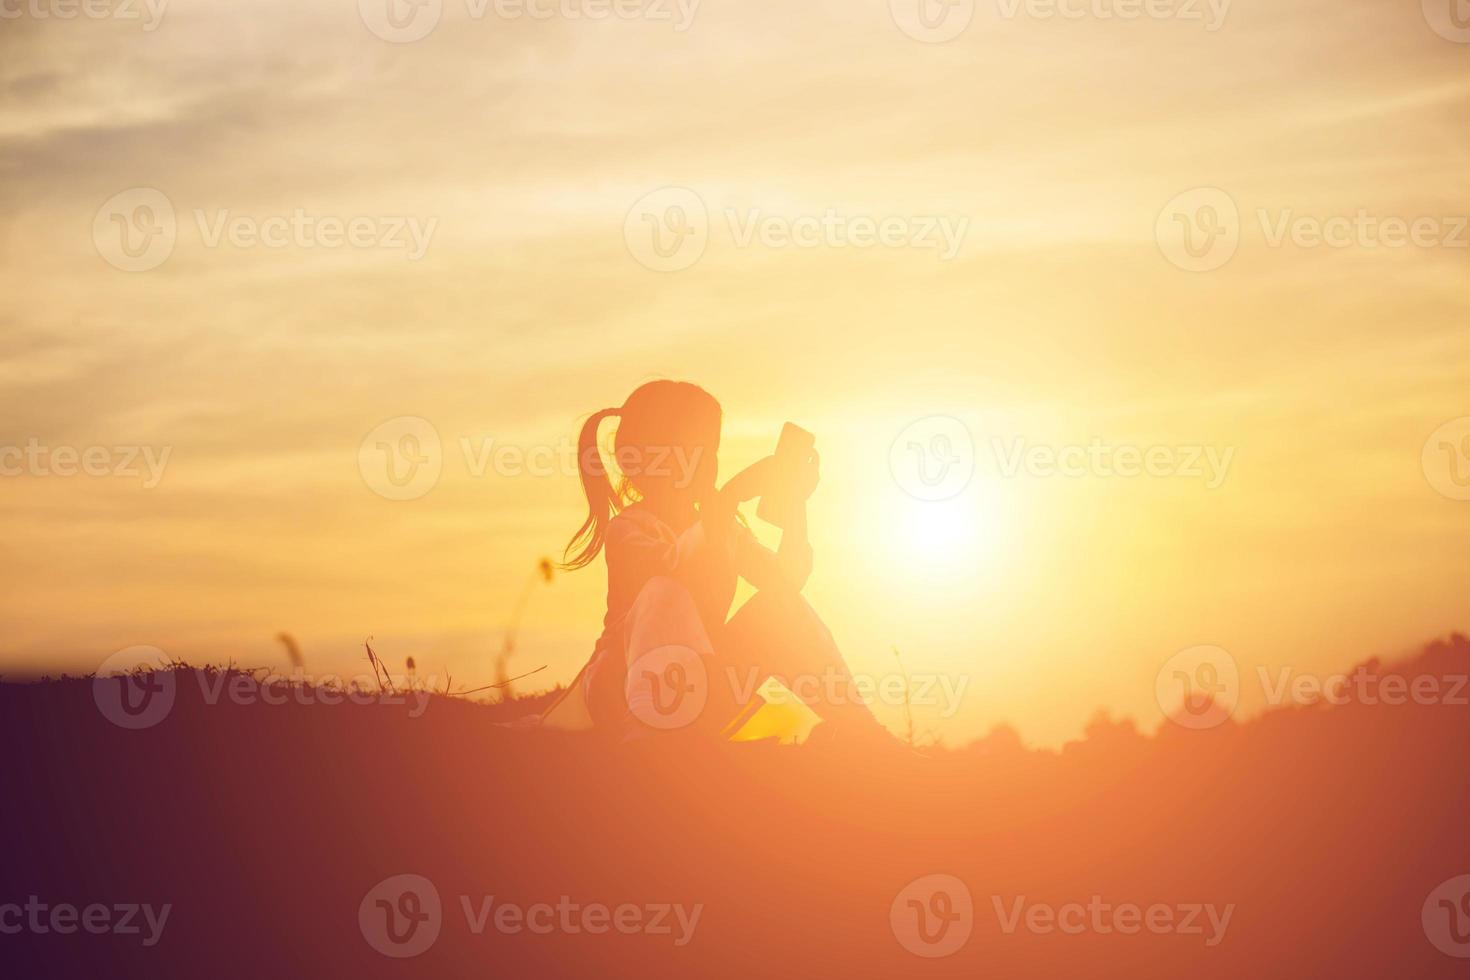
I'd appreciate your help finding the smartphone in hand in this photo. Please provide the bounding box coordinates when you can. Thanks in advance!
[756,422,816,529]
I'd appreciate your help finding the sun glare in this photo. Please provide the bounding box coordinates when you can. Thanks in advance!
[880,492,998,577]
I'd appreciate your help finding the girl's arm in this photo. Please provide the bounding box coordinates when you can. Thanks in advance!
[728,505,813,594]
[775,500,813,587]
[719,452,819,593]
[701,456,778,545]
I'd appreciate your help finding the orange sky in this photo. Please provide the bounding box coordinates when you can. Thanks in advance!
[2,0,1468,745]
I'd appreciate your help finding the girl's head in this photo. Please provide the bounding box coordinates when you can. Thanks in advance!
[562,380,722,569]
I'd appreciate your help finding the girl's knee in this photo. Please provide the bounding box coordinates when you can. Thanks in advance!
[738,586,799,620]
[731,589,832,648]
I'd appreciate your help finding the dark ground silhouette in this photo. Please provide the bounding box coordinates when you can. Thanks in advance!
[3,635,1469,978]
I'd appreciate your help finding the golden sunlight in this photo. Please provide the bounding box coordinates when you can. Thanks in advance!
[884,494,993,573]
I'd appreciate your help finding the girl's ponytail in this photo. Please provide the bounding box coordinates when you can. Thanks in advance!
[561,407,621,570]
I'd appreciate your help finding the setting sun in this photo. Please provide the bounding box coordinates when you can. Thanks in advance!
[880,492,998,577]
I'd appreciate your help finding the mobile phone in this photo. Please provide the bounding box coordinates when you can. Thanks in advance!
[756,423,816,529]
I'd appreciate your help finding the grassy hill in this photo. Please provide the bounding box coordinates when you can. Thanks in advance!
[4,635,1469,977]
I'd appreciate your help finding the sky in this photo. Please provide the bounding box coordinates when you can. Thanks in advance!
[2,0,1468,746]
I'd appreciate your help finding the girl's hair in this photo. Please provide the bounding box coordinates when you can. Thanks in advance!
[562,380,722,570]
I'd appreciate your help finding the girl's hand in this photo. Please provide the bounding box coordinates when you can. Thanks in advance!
[719,455,779,504]
[707,450,818,530]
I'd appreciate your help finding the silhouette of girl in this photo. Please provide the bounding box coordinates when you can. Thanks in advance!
[540,380,883,741]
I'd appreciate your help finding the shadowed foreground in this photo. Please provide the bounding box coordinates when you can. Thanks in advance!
[4,636,1470,977]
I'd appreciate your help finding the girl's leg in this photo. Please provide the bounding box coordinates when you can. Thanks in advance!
[614,577,889,739]
[610,576,723,736]
[714,590,886,736]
